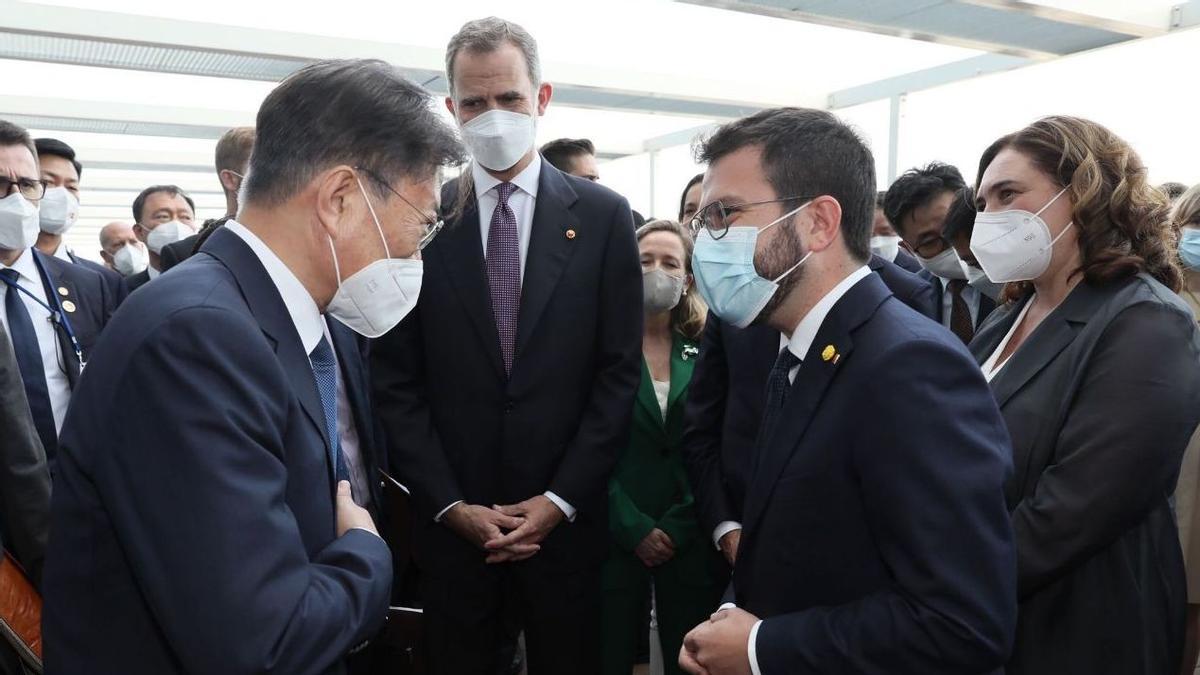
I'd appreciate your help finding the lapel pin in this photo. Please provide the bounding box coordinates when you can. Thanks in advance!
[61,300,76,313]
[58,286,69,296]
[821,344,837,363]
[682,345,700,361]
[565,229,576,240]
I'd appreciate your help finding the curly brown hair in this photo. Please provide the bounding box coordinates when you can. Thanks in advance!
[976,116,1181,299]
[636,219,707,341]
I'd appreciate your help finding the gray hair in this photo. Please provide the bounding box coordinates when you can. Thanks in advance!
[445,17,541,96]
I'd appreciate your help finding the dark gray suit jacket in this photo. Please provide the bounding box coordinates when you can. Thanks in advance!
[969,273,1200,675]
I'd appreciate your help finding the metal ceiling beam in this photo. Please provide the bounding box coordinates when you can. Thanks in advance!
[957,0,1166,38]
[828,53,1029,109]
[0,0,768,120]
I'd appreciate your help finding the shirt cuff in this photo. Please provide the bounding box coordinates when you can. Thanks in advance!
[544,491,577,522]
[349,527,381,540]
[713,521,742,549]
[434,500,463,523]
[717,602,737,611]
[748,619,763,675]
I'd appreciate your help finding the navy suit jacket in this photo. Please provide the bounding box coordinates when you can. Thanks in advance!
[34,250,118,389]
[681,255,936,536]
[42,228,392,675]
[371,161,642,574]
[66,249,128,307]
[734,273,1016,673]
[893,249,923,274]
[125,267,150,291]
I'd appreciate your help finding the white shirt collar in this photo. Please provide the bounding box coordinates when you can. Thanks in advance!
[471,153,541,200]
[3,247,38,283]
[223,220,324,355]
[785,265,873,361]
[148,265,160,280]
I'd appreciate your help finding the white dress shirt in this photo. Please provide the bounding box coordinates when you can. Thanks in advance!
[939,277,981,330]
[434,156,576,524]
[148,265,161,280]
[710,265,873,552]
[719,264,872,675]
[0,248,72,433]
[224,221,373,509]
[51,243,73,264]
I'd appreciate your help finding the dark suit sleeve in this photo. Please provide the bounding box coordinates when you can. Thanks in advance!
[370,304,465,521]
[755,338,1016,674]
[159,240,181,272]
[680,313,736,537]
[545,197,642,509]
[0,326,50,588]
[1012,302,1200,598]
[99,307,391,675]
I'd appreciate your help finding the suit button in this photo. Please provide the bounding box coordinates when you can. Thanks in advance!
[504,400,515,413]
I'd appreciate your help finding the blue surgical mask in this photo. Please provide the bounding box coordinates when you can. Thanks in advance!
[1182,229,1200,271]
[692,201,812,328]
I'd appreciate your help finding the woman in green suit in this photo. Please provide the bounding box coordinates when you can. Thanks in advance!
[602,220,726,675]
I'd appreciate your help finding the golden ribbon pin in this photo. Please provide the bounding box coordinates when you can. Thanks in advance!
[821,344,838,363]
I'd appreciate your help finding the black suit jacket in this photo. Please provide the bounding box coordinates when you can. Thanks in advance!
[66,250,128,307]
[35,250,117,387]
[371,162,642,574]
[682,255,936,537]
[125,268,150,291]
[43,228,392,675]
[969,274,1200,674]
[160,217,232,272]
[734,273,1016,673]
[921,270,998,328]
[0,321,50,586]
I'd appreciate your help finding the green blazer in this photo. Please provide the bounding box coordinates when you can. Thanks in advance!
[604,332,723,589]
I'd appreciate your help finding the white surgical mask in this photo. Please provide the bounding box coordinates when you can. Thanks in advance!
[459,109,537,172]
[916,247,968,281]
[113,243,149,276]
[869,235,901,262]
[0,193,40,251]
[643,268,685,314]
[145,220,195,254]
[971,187,1072,283]
[39,187,80,235]
[325,176,424,338]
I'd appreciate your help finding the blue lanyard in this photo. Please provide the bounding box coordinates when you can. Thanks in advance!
[0,256,86,370]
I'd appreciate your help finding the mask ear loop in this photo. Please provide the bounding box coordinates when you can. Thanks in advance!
[763,200,816,283]
[354,174,393,261]
[1037,186,1073,252]
[772,250,813,283]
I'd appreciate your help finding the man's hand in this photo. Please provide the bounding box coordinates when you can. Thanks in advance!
[336,480,379,538]
[635,528,675,567]
[444,503,538,562]
[485,495,566,563]
[679,607,758,675]
[718,529,741,566]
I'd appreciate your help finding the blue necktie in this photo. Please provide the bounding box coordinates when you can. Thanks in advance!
[1,268,57,457]
[309,335,348,483]
[759,347,802,447]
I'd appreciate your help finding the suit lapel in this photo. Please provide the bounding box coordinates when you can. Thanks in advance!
[33,252,81,387]
[634,358,662,424]
[666,334,696,420]
[741,274,889,533]
[515,164,580,362]
[201,228,333,469]
[432,182,506,380]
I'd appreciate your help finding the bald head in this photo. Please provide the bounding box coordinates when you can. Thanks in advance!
[99,221,138,267]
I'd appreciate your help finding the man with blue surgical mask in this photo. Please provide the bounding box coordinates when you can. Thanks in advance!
[370,16,642,675]
[42,59,463,673]
[885,162,996,343]
[127,184,196,291]
[676,107,1016,675]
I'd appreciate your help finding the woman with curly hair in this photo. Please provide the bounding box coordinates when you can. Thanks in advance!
[968,116,1200,674]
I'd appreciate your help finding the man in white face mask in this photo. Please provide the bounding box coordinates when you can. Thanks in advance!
[127,184,197,291]
[884,162,996,344]
[369,16,643,675]
[42,59,465,674]
[34,138,129,304]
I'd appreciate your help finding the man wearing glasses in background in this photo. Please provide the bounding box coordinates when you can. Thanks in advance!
[883,162,996,344]
[0,120,118,465]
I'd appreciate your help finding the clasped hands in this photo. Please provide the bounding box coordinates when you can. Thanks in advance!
[444,496,564,563]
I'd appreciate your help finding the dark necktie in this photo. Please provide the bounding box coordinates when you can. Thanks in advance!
[1,268,57,457]
[760,347,803,447]
[947,279,975,344]
[486,182,521,375]
[309,335,348,483]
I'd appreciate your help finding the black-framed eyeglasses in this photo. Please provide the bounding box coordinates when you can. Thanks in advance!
[689,195,815,241]
[912,235,952,260]
[355,167,444,250]
[0,176,48,202]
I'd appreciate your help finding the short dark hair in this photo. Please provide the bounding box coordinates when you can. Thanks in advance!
[244,59,464,206]
[875,190,887,209]
[35,138,82,178]
[696,107,875,262]
[679,173,703,222]
[0,120,37,170]
[883,162,965,236]
[942,187,977,240]
[132,185,195,223]
[540,138,595,174]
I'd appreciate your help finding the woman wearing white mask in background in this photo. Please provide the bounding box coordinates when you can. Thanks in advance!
[601,220,724,675]
[968,115,1200,675]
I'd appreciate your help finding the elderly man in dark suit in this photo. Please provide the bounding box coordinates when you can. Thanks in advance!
[42,59,462,675]
[676,107,1016,675]
[371,16,642,675]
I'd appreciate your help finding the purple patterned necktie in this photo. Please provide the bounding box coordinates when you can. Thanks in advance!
[486,182,521,374]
